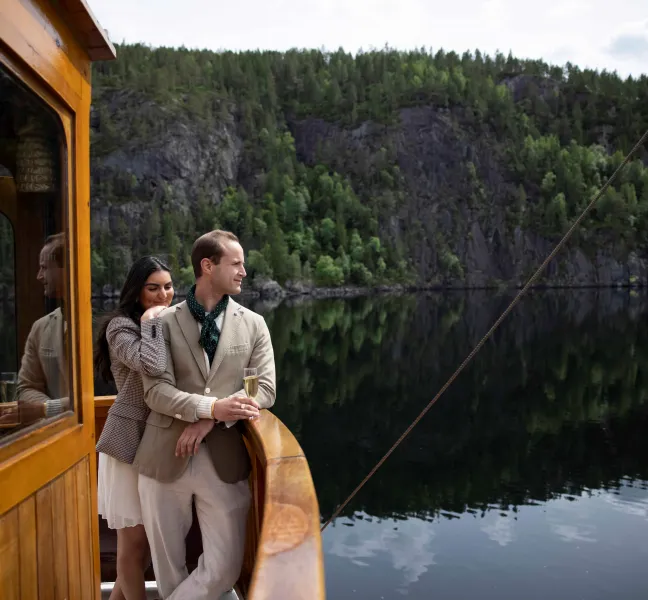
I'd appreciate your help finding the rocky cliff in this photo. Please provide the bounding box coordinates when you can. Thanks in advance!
[88,46,648,293]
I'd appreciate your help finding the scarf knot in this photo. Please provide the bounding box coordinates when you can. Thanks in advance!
[186,285,229,364]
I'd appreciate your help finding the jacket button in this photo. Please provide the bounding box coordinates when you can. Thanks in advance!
[174,413,181,419]
[205,387,210,394]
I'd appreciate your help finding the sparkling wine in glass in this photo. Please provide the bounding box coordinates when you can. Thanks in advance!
[0,372,17,404]
[243,367,259,400]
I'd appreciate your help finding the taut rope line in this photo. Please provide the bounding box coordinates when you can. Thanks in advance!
[320,128,648,533]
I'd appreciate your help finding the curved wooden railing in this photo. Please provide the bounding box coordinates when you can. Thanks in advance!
[94,397,325,599]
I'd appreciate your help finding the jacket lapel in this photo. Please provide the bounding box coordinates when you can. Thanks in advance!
[206,299,243,384]
[174,301,209,381]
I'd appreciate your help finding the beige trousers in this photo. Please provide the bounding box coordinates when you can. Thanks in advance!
[138,445,251,600]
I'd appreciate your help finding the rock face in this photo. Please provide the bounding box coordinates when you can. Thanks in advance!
[91,91,242,230]
[251,277,285,299]
[289,105,648,288]
[90,92,648,290]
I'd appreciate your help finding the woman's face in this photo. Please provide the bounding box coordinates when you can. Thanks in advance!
[139,270,174,310]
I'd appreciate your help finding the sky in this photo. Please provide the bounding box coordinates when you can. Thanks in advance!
[88,0,648,78]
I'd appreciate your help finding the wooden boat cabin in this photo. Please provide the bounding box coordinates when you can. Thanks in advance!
[0,1,324,597]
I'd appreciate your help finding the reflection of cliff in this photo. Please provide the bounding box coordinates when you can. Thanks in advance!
[86,290,648,521]
[263,290,648,521]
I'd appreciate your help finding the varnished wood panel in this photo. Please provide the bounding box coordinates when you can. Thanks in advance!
[0,457,95,599]
[76,457,95,595]
[0,0,113,110]
[36,485,55,599]
[0,3,114,600]
[0,506,20,600]
[18,498,38,600]
[57,0,116,60]
[52,476,70,596]
[64,468,82,599]
[0,0,99,512]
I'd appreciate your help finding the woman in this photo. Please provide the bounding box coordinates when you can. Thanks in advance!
[94,256,212,600]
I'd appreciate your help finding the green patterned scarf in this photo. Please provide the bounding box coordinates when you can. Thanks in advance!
[186,285,229,365]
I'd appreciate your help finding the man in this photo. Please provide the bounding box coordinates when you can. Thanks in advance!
[14,232,70,425]
[134,229,276,599]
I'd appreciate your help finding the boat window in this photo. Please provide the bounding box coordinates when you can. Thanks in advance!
[0,64,74,445]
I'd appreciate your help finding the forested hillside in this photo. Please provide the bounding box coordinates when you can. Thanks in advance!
[89,45,648,293]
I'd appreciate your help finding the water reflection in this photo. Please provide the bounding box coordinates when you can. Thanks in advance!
[90,288,648,598]
[253,290,648,519]
[264,289,648,598]
[322,481,648,599]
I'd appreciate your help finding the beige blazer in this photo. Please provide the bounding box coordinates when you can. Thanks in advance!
[133,298,276,484]
[16,307,68,420]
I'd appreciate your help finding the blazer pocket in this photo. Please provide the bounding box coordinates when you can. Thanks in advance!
[146,412,174,428]
[109,402,149,422]
[227,343,250,354]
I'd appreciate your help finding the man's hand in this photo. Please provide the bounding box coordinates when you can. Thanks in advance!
[0,406,19,427]
[17,400,46,425]
[212,395,260,422]
[175,419,215,457]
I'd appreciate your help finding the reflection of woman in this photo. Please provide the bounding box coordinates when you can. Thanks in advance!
[94,256,173,600]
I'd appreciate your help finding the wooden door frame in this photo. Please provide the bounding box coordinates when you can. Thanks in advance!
[0,0,99,592]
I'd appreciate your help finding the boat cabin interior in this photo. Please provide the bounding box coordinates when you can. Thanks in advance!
[0,0,324,597]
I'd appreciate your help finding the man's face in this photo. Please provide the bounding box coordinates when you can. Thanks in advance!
[36,243,64,298]
[207,241,247,296]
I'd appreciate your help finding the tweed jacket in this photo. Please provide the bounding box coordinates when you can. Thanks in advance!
[95,315,167,464]
[133,298,276,484]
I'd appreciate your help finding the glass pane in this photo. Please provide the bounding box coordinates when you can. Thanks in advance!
[0,64,73,443]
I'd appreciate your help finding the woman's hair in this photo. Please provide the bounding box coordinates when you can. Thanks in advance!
[94,256,171,383]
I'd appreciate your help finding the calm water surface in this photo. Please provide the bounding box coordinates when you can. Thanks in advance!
[93,289,648,599]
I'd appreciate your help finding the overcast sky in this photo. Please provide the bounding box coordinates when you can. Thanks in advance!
[89,0,647,78]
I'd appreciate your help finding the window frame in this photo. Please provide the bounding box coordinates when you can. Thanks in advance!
[0,47,81,464]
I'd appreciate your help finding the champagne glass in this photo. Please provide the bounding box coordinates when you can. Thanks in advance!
[1,372,17,404]
[243,367,258,400]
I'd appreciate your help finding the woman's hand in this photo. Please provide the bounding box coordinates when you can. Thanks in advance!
[141,305,166,322]
[175,419,215,457]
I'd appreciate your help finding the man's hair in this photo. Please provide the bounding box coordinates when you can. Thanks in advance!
[43,232,65,267]
[191,230,239,278]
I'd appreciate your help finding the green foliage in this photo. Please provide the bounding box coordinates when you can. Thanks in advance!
[314,255,345,286]
[89,43,648,287]
[515,135,648,245]
[247,250,273,279]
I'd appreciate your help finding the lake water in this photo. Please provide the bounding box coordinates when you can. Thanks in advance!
[93,288,648,598]
[256,289,648,599]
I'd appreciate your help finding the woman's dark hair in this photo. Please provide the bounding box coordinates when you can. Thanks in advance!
[94,256,171,383]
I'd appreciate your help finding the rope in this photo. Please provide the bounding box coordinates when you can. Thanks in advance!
[320,128,648,533]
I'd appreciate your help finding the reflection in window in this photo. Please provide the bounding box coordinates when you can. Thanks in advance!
[0,65,72,442]
[0,212,16,405]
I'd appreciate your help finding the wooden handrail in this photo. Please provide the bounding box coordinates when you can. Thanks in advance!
[93,396,325,599]
[242,410,325,600]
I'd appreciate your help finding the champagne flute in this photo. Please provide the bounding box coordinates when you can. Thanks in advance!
[243,367,259,401]
[1,372,17,404]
